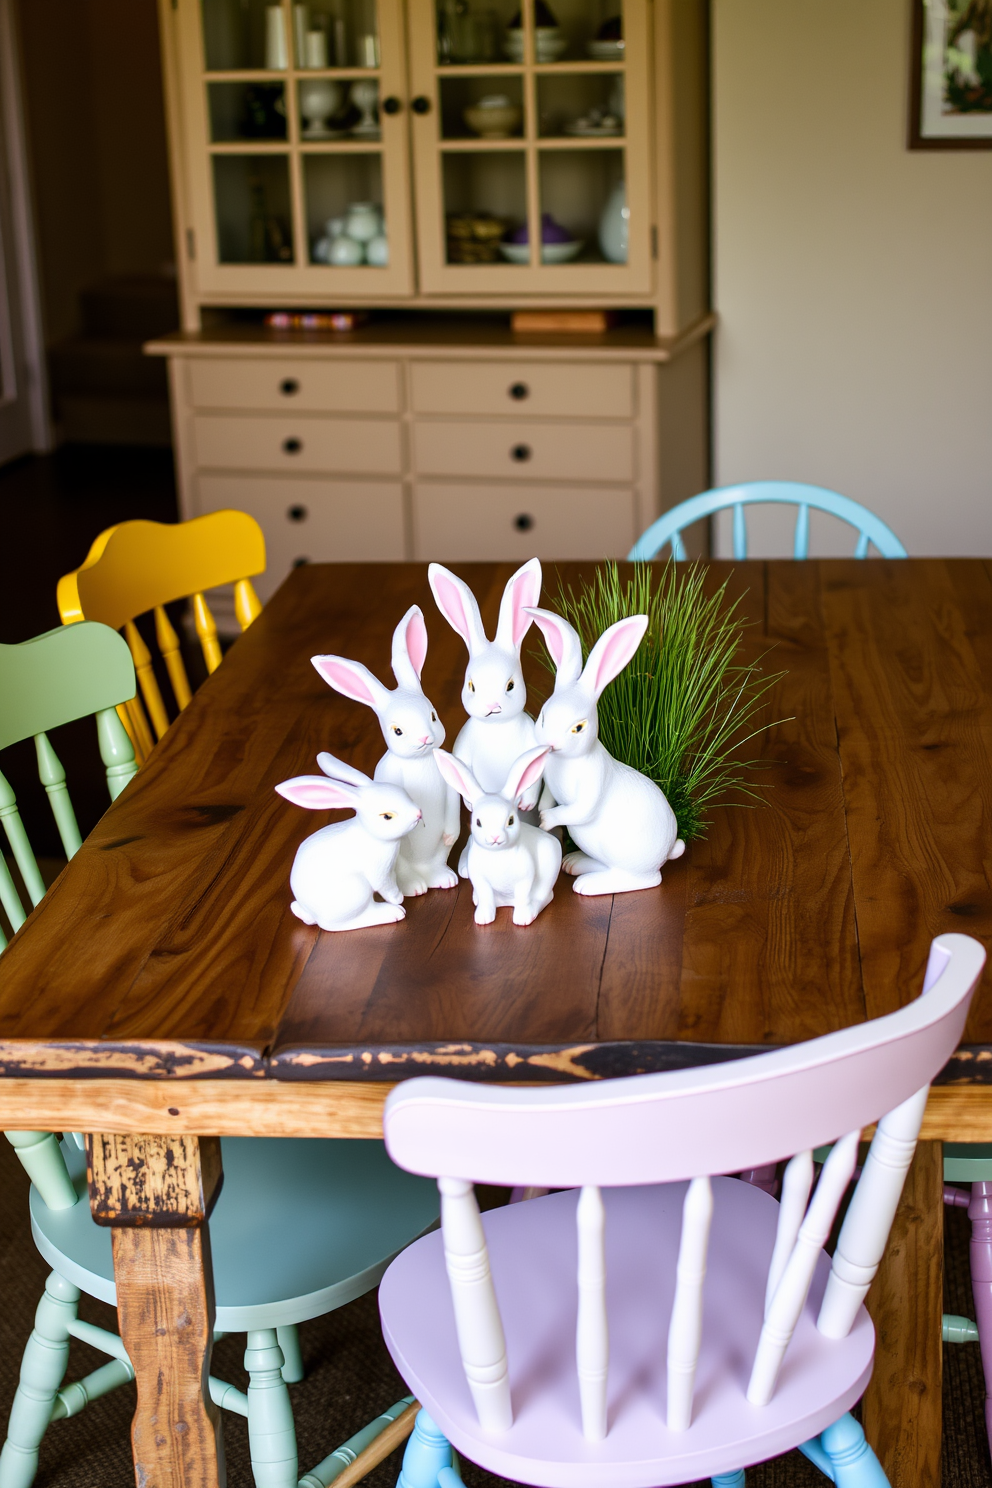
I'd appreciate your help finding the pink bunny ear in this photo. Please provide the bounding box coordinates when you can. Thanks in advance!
[582,615,648,699]
[503,745,551,804]
[275,775,357,810]
[312,654,388,710]
[428,564,487,654]
[391,605,428,687]
[433,747,482,807]
[496,557,542,651]
[524,607,584,687]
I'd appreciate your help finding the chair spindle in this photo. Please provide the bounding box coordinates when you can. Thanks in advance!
[5,1133,78,1210]
[234,578,263,630]
[669,530,688,561]
[732,503,747,560]
[765,1151,814,1314]
[96,708,138,801]
[854,531,870,559]
[124,620,170,742]
[576,1184,609,1441]
[0,768,45,909]
[666,1175,713,1431]
[793,503,810,560]
[122,697,153,763]
[439,1176,512,1433]
[817,1085,928,1339]
[747,1130,860,1406]
[35,733,82,859]
[154,606,193,712]
[193,592,223,674]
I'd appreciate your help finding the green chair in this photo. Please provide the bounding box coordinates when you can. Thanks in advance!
[0,624,438,1488]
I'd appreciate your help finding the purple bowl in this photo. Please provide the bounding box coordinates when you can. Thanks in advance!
[509,213,572,245]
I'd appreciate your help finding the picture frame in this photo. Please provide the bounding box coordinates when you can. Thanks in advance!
[910,0,992,148]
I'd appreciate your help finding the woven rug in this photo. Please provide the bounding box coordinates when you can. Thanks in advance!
[0,1139,985,1486]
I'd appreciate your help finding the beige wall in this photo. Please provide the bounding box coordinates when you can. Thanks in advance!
[16,0,173,343]
[712,0,992,557]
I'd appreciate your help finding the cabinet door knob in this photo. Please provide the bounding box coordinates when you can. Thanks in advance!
[382,95,402,114]
[511,443,532,462]
[288,504,308,522]
[514,513,535,531]
[411,95,432,114]
[280,378,300,396]
[293,557,309,568]
[283,437,302,454]
[509,382,529,401]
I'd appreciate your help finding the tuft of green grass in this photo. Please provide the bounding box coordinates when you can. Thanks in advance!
[542,561,788,842]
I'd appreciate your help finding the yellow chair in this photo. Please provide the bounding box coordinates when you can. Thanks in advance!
[57,510,265,763]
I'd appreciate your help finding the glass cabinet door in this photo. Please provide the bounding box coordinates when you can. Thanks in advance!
[178,0,414,296]
[408,0,652,295]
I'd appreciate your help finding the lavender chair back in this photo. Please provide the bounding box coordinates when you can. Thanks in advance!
[384,933,984,1441]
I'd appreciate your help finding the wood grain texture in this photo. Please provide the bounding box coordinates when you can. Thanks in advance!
[0,560,987,1082]
[862,1139,944,1488]
[87,1133,223,1226]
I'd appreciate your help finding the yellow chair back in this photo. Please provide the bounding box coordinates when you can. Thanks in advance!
[57,510,265,763]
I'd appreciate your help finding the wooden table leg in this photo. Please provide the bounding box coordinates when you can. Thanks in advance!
[862,1137,943,1488]
[87,1133,225,1488]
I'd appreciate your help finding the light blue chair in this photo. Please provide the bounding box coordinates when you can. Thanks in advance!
[627,482,907,562]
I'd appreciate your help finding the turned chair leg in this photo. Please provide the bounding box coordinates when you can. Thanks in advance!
[738,1164,779,1196]
[276,1324,304,1384]
[0,1272,80,1488]
[803,1413,889,1487]
[711,1472,746,1486]
[397,1409,459,1488]
[245,1329,299,1488]
[968,1180,992,1459]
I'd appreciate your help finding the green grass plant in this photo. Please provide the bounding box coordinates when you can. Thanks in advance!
[544,561,787,842]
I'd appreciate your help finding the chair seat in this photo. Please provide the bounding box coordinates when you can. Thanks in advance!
[944,1142,992,1181]
[379,1181,874,1488]
[33,1138,438,1331]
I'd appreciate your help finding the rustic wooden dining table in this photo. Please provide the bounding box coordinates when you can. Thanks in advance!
[1,558,991,1488]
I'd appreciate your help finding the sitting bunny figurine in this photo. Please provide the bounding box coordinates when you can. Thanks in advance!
[433,744,561,926]
[525,607,685,896]
[311,606,460,896]
[275,754,422,931]
[428,557,549,873]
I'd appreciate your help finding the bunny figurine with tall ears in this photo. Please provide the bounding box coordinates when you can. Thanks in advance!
[429,557,550,872]
[275,754,422,931]
[433,744,561,926]
[526,607,685,896]
[310,605,460,896]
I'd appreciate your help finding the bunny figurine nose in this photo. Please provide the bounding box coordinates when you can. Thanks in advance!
[487,833,503,845]
[419,734,431,746]
[486,704,502,716]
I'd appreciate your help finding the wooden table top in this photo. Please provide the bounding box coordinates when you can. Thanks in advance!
[1,559,990,1088]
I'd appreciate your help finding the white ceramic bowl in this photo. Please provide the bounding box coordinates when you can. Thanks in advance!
[464,104,522,138]
[503,27,567,61]
[586,39,624,59]
[499,238,584,264]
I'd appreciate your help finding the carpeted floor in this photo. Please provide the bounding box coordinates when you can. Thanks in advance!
[0,1137,988,1487]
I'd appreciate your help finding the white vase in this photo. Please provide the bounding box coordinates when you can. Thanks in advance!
[365,233,389,266]
[599,180,629,264]
[265,5,288,68]
[299,78,342,137]
[350,79,380,137]
[329,235,364,266]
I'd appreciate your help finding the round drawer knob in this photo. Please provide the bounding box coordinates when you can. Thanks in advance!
[514,513,535,531]
[293,556,309,568]
[280,378,300,396]
[288,504,308,522]
[509,382,530,401]
[283,437,302,455]
[411,95,432,114]
[382,95,402,114]
[511,443,532,462]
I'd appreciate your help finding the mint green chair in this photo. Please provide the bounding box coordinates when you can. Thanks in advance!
[627,481,908,562]
[0,623,438,1488]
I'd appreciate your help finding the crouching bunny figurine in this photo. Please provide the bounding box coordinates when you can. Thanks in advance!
[526,607,685,896]
[275,754,422,931]
[433,744,561,926]
[311,605,460,896]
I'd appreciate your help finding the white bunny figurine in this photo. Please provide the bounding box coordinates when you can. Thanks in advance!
[433,744,561,926]
[311,605,460,896]
[275,754,422,931]
[525,606,686,896]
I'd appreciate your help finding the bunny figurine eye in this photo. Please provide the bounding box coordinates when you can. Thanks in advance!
[508,814,515,825]
[506,679,515,693]
[572,720,587,734]
[380,811,395,820]
[468,679,475,693]
[475,816,482,826]
[431,710,437,721]
[392,725,403,736]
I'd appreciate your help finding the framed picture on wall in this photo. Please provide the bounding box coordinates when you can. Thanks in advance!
[911,0,992,146]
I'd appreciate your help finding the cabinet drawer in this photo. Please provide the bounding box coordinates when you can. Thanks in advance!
[410,362,634,420]
[198,475,405,601]
[412,483,637,563]
[188,358,400,414]
[412,420,634,483]
[193,414,402,476]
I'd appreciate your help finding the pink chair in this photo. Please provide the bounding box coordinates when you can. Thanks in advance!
[378,933,985,1488]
